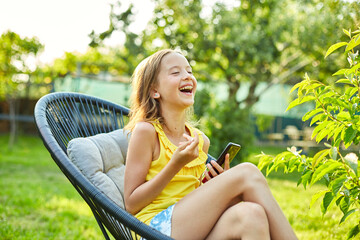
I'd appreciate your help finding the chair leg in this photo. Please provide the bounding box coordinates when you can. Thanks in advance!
[94,213,111,240]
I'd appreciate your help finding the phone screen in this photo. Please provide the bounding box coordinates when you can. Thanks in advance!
[204,142,241,178]
[216,142,241,167]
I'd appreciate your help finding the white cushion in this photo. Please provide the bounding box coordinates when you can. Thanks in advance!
[67,129,129,209]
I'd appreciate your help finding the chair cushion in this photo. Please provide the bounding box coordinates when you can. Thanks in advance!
[67,129,129,209]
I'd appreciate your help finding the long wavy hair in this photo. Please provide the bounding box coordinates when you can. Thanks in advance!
[125,49,181,132]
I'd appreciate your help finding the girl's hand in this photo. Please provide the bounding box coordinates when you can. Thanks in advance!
[203,153,230,182]
[172,131,199,167]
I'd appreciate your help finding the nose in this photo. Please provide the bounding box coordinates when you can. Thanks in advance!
[182,70,192,80]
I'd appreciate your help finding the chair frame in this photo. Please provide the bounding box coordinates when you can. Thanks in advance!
[34,92,172,240]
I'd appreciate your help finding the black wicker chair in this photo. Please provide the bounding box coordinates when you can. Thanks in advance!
[34,92,172,240]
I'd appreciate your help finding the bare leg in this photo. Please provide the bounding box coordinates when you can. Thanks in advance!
[206,202,270,240]
[171,163,297,240]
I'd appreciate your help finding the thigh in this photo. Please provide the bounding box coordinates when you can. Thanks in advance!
[171,167,244,239]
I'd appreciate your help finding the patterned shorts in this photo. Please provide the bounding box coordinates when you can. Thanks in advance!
[149,204,175,237]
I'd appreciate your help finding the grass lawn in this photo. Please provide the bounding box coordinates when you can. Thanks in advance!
[0,135,357,239]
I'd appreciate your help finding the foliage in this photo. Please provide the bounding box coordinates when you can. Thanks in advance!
[0,30,43,99]
[82,0,359,160]
[0,30,44,148]
[194,88,254,161]
[85,0,359,108]
[144,0,359,108]
[257,27,360,239]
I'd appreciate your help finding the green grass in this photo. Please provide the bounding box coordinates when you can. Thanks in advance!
[0,135,103,239]
[0,135,357,239]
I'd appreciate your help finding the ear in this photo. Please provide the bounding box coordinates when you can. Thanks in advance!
[152,89,160,99]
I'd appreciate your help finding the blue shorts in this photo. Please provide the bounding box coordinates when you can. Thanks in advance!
[149,204,175,237]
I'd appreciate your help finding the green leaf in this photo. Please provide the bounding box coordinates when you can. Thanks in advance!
[302,108,323,122]
[347,224,360,239]
[311,160,342,185]
[343,28,351,37]
[331,176,347,195]
[349,62,360,73]
[339,196,350,214]
[257,154,273,171]
[336,78,353,84]
[316,128,330,143]
[340,209,356,224]
[345,35,360,51]
[333,124,345,142]
[298,169,312,189]
[312,149,330,168]
[310,114,325,127]
[344,127,357,146]
[330,147,338,160]
[321,191,334,214]
[310,190,328,208]
[333,68,349,76]
[325,42,347,58]
[289,81,305,94]
[286,96,315,111]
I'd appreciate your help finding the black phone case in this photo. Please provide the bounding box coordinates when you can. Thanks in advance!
[206,142,241,173]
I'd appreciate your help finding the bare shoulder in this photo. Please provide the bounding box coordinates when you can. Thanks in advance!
[133,121,156,135]
[130,122,157,145]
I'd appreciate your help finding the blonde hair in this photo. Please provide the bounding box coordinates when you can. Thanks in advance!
[125,49,182,132]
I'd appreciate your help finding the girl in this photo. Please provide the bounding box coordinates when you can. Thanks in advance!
[124,49,297,240]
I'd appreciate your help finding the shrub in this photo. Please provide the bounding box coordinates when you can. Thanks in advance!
[258,27,360,239]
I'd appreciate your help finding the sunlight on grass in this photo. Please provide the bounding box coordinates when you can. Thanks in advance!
[0,134,103,239]
[1,134,357,239]
[268,177,357,240]
[45,196,93,216]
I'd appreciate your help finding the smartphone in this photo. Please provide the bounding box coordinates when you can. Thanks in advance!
[210,142,241,169]
[202,142,241,183]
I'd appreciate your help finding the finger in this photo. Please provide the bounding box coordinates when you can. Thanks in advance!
[204,169,211,180]
[183,133,194,142]
[211,160,224,174]
[177,141,190,151]
[187,131,199,149]
[179,140,191,146]
[224,153,230,170]
[207,163,218,177]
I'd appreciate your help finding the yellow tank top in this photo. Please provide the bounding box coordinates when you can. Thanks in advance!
[134,121,207,225]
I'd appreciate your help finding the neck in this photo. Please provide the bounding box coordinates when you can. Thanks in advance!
[161,108,188,138]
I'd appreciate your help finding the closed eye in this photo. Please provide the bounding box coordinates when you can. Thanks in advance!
[171,72,179,75]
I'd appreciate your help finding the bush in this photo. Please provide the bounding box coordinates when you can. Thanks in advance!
[194,88,254,162]
[258,27,360,239]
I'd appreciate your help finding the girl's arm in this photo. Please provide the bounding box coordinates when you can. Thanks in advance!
[124,122,199,214]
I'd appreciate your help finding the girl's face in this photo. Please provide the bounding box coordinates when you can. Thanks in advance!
[154,52,197,109]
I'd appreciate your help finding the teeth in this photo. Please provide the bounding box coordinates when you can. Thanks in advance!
[179,86,193,91]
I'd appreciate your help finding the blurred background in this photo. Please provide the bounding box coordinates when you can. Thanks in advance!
[1,0,359,156]
[1,0,359,239]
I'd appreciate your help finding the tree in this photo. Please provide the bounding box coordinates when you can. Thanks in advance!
[141,0,359,156]
[146,0,359,107]
[89,1,149,76]
[0,30,43,148]
[86,0,359,156]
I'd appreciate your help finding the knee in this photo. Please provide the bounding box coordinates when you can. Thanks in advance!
[235,202,269,234]
[231,162,267,187]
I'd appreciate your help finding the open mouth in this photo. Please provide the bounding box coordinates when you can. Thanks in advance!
[179,85,193,94]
